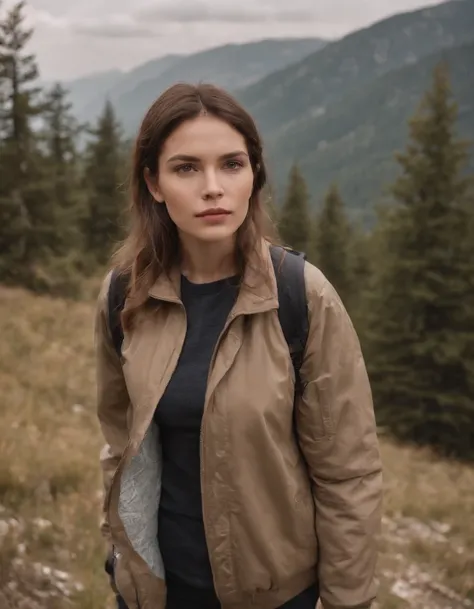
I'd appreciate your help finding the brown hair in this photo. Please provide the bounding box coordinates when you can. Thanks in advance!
[112,82,276,329]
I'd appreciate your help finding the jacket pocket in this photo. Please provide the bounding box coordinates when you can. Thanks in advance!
[300,379,334,441]
[113,549,140,609]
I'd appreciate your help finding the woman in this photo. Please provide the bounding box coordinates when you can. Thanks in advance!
[95,82,383,609]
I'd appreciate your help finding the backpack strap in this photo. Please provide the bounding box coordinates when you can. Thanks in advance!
[269,245,309,394]
[107,268,129,358]
[107,246,310,390]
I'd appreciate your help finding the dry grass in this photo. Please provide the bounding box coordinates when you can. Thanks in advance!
[376,440,474,608]
[0,286,473,608]
[0,286,113,609]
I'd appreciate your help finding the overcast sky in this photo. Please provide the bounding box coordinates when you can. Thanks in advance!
[6,0,443,81]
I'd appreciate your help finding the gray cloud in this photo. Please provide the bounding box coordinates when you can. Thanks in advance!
[72,19,157,39]
[18,0,440,80]
[67,0,320,38]
[135,1,317,24]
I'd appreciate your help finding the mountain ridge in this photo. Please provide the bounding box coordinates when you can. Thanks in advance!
[112,37,328,133]
[62,38,328,129]
[264,40,474,223]
[237,0,474,136]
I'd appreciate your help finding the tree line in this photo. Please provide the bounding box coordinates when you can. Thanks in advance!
[0,1,128,296]
[1,2,474,461]
[277,64,474,462]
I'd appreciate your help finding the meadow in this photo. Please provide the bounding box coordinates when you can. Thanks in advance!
[0,286,473,609]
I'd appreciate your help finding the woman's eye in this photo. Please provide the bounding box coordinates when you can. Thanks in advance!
[175,163,195,173]
[225,160,243,170]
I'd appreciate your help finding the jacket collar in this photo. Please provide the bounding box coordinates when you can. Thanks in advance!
[147,239,278,316]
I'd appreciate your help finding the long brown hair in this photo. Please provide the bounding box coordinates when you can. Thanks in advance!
[112,82,276,329]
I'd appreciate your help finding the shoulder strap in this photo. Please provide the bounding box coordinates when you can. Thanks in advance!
[107,248,310,379]
[107,268,129,358]
[270,245,309,393]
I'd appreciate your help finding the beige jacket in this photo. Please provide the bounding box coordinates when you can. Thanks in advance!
[95,242,383,609]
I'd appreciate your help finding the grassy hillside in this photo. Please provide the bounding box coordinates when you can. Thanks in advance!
[266,41,474,223]
[237,0,474,137]
[0,287,473,608]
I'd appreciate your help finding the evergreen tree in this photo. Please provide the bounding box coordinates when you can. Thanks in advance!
[278,164,311,252]
[82,100,126,266]
[0,1,50,286]
[27,82,89,295]
[313,183,353,308]
[349,225,372,296]
[366,63,474,459]
[348,224,377,339]
[40,82,84,254]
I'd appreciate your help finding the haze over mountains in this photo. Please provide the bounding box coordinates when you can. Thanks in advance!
[237,0,474,218]
[61,0,474,220]
[63,39,328,130]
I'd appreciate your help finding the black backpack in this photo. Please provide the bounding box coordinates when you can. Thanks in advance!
[107,244,309,392]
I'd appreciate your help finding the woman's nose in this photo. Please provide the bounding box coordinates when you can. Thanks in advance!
[202,169,224,200]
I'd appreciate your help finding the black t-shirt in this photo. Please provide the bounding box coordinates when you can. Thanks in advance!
[155,274,239,589]
[154,273,319,609]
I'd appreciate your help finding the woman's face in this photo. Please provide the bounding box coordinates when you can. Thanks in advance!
[146,114,254,246]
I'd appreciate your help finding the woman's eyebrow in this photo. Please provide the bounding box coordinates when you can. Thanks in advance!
[166,150,248,164]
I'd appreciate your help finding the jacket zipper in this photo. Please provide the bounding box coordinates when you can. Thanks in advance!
[108,302,187,507]
[109,298,187,584]
[200,311,239,591]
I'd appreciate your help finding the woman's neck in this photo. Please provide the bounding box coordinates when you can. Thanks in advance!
[179,236,237,284]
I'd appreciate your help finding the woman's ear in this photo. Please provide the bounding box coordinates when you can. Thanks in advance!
[144,167,164,203]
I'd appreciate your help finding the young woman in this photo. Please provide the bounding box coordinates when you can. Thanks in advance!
[95,82,383,609]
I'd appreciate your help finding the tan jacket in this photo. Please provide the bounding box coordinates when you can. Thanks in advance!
[95,242,383,609]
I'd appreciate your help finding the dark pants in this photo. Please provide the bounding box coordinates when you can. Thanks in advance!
[107,554,319,609]
[166,583,319,609]
[115,582,319,609]
[116,595,128,609]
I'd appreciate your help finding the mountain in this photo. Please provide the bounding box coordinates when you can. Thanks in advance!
[58,1,474,219]
[50,69,124,117]
[237,0,474,137]
[233,0,474,219]
[62,38,327,131]
[266,41,474,224]
[110,38,327,134]
[73,54,183,124]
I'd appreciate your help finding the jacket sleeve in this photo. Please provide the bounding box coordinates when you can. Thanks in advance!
[94,271,131,544]
[297,263,383,609]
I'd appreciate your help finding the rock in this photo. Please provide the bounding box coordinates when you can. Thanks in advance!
[53,569,70,582]
[0,519,9,539]
[32,517,52,530]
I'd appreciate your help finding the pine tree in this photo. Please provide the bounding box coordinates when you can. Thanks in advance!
[313,183,353,308]
[348,224,377,339]
[40,82,84,254]
[82,100,126,267]
[0,1,50,286]
[25,82,90,295]
[349,225,372,296]
[278,164,311,252]
[366,63,474,459]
